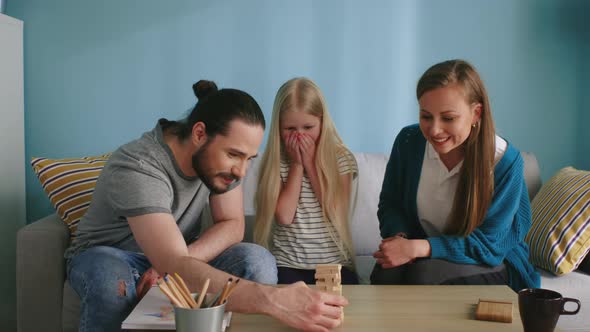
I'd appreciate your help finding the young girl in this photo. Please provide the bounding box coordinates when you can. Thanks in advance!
[371,60,540,291]
[254,77,359,284]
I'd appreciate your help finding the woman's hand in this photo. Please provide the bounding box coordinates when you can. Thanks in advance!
[373,236,431,269]
[284,132,303,165]
[298,133,317,171]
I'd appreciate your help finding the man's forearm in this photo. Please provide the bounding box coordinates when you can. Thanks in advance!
[173,255,274,313]
[173,256,347,331]
[187,219,244,262]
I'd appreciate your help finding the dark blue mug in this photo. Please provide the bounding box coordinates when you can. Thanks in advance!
[518,288,580,332]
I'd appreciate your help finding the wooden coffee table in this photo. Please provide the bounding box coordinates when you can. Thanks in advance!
[230,285,554,332]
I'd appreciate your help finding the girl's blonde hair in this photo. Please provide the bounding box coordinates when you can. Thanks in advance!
[254,77,356,265]
[417,59,496,236]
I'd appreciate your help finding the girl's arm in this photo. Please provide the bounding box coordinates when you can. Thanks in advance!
[274,132,304,225]
[339,149,357,215]
[275,163,304,225]
[304,160,323,205]
[299,134,323,204]
[341,172,352,207]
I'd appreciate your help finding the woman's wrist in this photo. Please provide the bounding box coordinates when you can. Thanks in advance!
[411,239,432,258]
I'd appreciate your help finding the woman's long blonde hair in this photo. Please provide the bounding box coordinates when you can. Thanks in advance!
[417,60,496,236]
[254,77,356,264]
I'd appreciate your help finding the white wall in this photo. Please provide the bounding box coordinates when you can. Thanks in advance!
[0,13,25,332]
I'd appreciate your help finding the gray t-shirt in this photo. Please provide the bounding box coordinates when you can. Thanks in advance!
[65,120,213,259]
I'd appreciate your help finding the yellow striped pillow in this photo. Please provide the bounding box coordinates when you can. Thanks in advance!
[31,154,111,236]
[526,167,590,275]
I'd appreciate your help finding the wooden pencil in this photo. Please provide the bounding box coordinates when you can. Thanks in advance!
[204,288,225,308]
[168,273,196,308]
[164,275,190,308]
[156,279,184,308]
[221,278,240,304]
[173,273,198,308]
[215,278,233,306]
[195,278,210,308]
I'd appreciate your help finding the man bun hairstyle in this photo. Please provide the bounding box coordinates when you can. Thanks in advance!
[192,80,218,100]
[169,80,265,140]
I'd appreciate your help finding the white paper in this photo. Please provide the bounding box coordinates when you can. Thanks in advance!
[122,286,232,330]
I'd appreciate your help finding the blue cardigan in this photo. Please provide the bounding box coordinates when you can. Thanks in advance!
[378,124,540,291]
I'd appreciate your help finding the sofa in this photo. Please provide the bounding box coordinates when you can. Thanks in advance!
[16,152,589,332]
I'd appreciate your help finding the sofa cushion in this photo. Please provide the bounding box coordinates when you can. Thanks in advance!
[349,153,388,256]
[577,253,590,275]
[31,154,111,236]
[526,167,590,275]
[539,269,590,332]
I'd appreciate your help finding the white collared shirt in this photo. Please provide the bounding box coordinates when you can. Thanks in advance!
[416,135,507,236]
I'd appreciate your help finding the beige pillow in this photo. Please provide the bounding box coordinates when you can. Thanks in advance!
[31,154,111,236]
[526,167,590,275]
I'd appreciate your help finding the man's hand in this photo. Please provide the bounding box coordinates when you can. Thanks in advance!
[136,267,160,300]
[268,282,348,332]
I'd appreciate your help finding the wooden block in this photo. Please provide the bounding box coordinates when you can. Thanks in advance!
[314,278,341,287]
[314,266,344,320]
[315,281,329,288]
[330,285,342,294]
[315,283,342,294]
[323,286,342,294]
[315,269,340,274]
[475,299,513,323]
[315,264,342,296]
[315,264,341,274]
[316,264,342,271]
[314,272,341,281]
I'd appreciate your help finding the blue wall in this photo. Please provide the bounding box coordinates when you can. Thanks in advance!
[3,1,589,331]
[7,0,589,224]
[576,8,590,170]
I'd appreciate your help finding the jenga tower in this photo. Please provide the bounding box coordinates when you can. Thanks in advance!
[315,264,343,319]
[315,264,342,294]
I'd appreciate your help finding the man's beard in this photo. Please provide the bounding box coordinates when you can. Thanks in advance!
[191,142,238,194]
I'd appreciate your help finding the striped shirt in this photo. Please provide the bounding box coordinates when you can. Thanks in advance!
[272,149,357,269]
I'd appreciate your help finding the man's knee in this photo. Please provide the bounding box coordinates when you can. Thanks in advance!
[68,246,137,301]
[217,243,278,284]
[235,243,278,284]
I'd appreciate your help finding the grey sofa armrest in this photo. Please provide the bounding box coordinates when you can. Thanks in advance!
[17,214,69,332]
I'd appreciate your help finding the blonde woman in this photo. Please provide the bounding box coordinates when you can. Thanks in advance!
[371,60,540,291]
[254,77,359,284]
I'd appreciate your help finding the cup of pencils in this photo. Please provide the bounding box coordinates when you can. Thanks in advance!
[157,273,239,332]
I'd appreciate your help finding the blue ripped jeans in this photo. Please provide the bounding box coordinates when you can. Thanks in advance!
[67,243,277,332]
